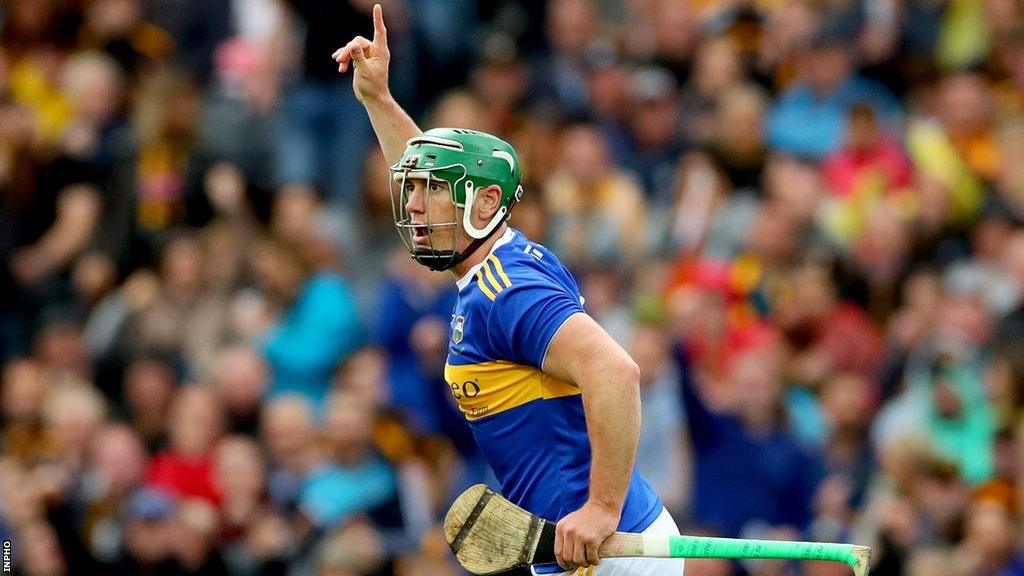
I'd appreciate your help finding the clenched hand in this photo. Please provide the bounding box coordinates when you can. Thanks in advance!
[555,501,620,570]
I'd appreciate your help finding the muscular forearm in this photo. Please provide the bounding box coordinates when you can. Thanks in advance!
[362,94,420,166]
[580,361,641,514]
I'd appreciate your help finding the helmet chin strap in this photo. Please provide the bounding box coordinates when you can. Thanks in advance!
[414,181,516,272]
[412,224,504,272]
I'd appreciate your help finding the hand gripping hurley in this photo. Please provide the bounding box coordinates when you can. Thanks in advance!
[444,485,871,576]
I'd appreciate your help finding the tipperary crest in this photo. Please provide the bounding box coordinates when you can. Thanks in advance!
[453,315,465,344]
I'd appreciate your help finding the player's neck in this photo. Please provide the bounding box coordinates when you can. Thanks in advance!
[451,223,509,281]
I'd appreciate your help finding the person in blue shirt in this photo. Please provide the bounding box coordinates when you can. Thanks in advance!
[676,326,825,537]
[766,35,902,160]
[250,235,361,410]
[333,7,682,575]
[372,259,458,432]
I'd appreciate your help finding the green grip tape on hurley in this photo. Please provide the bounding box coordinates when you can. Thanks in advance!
[668,535,859,567]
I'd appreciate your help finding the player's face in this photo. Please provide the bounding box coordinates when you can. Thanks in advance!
[402,176,464,253]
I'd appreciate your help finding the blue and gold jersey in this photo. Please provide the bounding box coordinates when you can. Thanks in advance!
[445,228,662,571]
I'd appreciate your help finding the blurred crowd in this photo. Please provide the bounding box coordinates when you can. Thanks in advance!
[3,0,1024,575]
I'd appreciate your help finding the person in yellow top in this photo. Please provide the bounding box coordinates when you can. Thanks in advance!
[543,123,648,268]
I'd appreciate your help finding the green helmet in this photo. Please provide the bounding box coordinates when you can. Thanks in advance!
[390,128,524,271]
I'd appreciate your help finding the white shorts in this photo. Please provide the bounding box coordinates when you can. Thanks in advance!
[531,508,686,576]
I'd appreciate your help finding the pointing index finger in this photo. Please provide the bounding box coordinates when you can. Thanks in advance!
[372,3,388,47]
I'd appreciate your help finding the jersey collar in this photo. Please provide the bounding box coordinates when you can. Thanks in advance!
[455,228,516,291]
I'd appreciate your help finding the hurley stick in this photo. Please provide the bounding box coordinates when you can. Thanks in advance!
[445,485,871,576]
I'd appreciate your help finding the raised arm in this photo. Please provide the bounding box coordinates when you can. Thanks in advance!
[333,4,420,165]
[542,312,641,569]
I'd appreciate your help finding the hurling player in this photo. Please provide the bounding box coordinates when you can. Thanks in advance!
[333,7,684,575]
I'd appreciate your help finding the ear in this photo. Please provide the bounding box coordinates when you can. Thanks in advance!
[474,185,503,221]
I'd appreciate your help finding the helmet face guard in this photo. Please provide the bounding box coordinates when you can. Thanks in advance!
[390,164,465,271]
[388,129,524,272]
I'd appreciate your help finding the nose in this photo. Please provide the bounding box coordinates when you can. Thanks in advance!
[404,182,423,215]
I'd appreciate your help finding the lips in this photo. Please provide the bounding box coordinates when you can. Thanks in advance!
[412,225,430,245]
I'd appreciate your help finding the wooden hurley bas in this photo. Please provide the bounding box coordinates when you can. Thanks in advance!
[444,485,871,576]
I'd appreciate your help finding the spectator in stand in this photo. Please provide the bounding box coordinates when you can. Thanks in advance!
[76,0,174,78]
[958,501,1024,576]
[468,33,531,136]
[680,323,825,536]
[543,122,648,267]
[109,67,210,268]
[772,261,885,388]
[679,36,746,147]
[216,436,266,531]
[298,391,396,535]
[632,0,700,82]
[531,0,601,116]
[708,84,769,193]
[202,0,282,184]
[767,34,902,160]
[873,289,998,485]
[145,386,224,505]
[823,104,914,200]
[371,253,456,432]
[268,185,335,268]
[39,382,108,472]
[115,488,179,576]
[199,161,259,297]
[624,66,687,206]
[118,231,232,377]
[213,435,293,575]
[263,0,374,207]
[119,355,178,451]
[850,201,919,321]
[171,498,231,576]
[628,306,690,515]
[7,183,102,322]
[55,51,128,180]
[260,394,317,511]
[312,520,386,576]
[1,358,51,465]
[658,151,758,260]
[249,234,361,409]
[78,423,149,566]
[934,71,1001,182]
[32,313,92,383]
[904,74,993,231]
[211,345,269,436]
